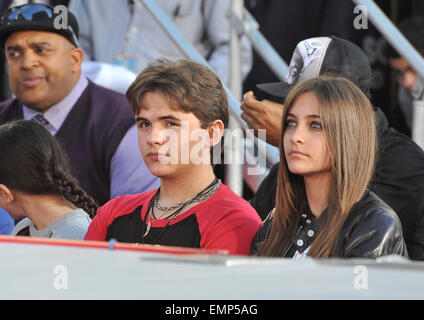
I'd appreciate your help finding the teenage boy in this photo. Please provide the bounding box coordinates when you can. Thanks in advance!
[84,59,261,255]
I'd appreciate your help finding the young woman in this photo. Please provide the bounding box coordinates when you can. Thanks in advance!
[84,59,261,255]
[252,76,408,259]
[0,120,97,239]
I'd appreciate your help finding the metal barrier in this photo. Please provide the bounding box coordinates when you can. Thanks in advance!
[353,0,424,149]
[227,0,244,196]
[231,0,424,152]
[141,0,424,194]
[228,4,289,82]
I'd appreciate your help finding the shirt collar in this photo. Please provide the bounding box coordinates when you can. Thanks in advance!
[23,75,89,135]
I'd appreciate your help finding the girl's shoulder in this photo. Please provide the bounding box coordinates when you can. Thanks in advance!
[340,190,407,258]
[345,190,401,228]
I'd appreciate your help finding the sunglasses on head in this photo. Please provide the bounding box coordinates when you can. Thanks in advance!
[0,3,79,47]
[1,4,54,24]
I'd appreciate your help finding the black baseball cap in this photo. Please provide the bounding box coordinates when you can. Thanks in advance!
[0,3,79,48]
[257,36,372,99]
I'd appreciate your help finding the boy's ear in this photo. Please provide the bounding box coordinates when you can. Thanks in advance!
[0,184,14,204]
[207,120,225,147]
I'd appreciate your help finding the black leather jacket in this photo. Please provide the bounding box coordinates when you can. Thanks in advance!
[251,190,408,258]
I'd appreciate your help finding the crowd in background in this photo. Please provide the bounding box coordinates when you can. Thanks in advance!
[0,0,423,261]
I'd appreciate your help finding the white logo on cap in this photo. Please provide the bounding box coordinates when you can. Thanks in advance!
[298,40,321,69]
[304,41,317,56]
[285,37,331,85]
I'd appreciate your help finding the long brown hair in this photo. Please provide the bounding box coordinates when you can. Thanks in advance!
[256,76,377,258]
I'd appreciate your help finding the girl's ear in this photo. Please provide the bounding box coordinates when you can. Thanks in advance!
[207,120,225,148]
[0,184,14,205]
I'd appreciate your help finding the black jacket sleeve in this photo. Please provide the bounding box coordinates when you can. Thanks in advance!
[249,163,279,220]
[340,192,408,258]
[250,210,274,255]
[372,108,424,260]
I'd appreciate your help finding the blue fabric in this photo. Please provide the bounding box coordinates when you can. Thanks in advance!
[0,207,14,235]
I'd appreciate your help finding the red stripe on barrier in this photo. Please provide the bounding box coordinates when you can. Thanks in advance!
[0,235,227,255]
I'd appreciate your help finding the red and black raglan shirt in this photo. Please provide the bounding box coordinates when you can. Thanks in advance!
[84,184,261,255]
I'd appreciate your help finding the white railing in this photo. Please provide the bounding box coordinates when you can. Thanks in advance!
[352,0,424,149]
[141,0,424,195]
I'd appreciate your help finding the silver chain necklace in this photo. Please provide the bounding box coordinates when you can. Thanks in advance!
[153,179,222,211]
[143,179,222,238]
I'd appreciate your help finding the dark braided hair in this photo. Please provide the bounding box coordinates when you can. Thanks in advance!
[0,120,98,218]
[52,168,98,218]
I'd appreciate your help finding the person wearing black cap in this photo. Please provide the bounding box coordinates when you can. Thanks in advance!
[251,75,407,259]
[0,0,13,103]
[0,3,159,207]
[242,36,424,260]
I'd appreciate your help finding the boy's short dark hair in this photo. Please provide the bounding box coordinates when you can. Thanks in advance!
[126,58,229,129]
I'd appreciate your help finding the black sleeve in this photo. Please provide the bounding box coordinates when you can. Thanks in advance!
[371,129,424,260]
[249,162,279,220]
[343,207,408,259]
[250,216,273,255]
